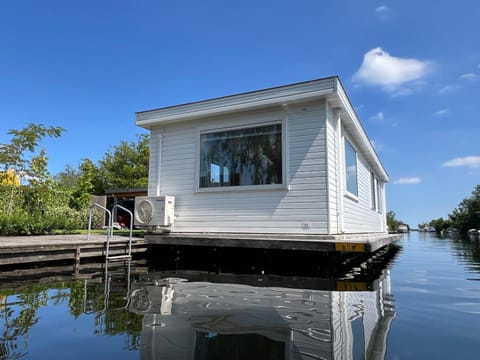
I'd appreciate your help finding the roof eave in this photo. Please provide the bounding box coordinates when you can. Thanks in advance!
[334,78,389,182]
[135,77,338,129]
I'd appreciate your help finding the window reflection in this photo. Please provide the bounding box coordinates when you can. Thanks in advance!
[345,139,358,196]
[200,124,282,188]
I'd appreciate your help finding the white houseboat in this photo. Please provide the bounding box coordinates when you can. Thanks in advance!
[135,77,395,252]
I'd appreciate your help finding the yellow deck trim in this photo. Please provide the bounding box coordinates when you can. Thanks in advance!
[335,242,365,252]
[336,281,368,291]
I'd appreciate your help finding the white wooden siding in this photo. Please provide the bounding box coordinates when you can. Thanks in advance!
[341,126,386,233]
[326,102,339,234]
[148,132,161,196]
[148,103,330,234]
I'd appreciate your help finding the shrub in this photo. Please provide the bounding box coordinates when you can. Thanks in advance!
[0,207,88,236]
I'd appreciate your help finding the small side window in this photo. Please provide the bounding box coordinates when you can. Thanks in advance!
[344,138,358,196]
[377,181,383,213]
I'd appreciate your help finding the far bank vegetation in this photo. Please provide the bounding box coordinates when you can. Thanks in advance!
[420,184,480,234]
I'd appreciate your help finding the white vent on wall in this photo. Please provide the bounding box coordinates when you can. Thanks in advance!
[134,196,175,228]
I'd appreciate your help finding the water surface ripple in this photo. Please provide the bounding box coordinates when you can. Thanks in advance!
[0,232,479,359]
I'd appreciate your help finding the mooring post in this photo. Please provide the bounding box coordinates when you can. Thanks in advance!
[75,247,81,275]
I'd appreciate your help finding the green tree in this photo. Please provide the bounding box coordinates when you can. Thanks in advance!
[449,184,480,232]
[54,165,80,189]
[0,123,65,214]
[386,210,401,232]
[429,217,452,232]
[99,134,149,189]
[54,159,104,211]
[24,149,55,214]
[70,159,104,209]
[0,123,64,178]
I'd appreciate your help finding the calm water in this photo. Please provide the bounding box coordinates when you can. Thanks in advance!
[1,231,479,359]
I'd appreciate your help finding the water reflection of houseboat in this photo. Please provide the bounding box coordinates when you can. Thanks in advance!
[467,229,480,240]
[128,271,396,360]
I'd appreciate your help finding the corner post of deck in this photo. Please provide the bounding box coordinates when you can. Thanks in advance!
[74,246,81,274]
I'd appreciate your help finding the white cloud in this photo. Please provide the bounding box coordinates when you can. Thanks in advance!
[352,48,432,95]
[433,108,449,116]
[376,5,389,13]
[370,111,384,121]
[389,86,416,97]
[375,5,390,20]
[460,73,477,81]
[394,177,422,185]
[442,156,480,169]
[438,85,458,94]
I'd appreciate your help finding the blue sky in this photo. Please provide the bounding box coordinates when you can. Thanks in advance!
[0,0,478,227]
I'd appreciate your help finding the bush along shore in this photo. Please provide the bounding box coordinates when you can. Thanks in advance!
[0,123,149,236]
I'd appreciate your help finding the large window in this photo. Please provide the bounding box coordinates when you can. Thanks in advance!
[199,123,282,189]
[344,138,358,196]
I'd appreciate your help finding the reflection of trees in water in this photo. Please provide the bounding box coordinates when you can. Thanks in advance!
[0,288,48,359]
[0,278,143,358]
[94,289,142,350]
[452,235,480,273]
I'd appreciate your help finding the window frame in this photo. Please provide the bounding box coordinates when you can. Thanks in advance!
[195,119,287,193]
[344,137,359,199]
[370,171,377,211]
[376,180,383,213]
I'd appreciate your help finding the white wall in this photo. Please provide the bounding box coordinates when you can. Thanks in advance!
[326,103,339,234]
[341,126,387,233]
[146,99,386,234]
[148,102,330,234]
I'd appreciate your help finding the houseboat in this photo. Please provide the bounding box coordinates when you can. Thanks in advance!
[134,77,397,253]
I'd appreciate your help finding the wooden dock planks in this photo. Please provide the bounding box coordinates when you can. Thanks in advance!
[0,232,402,268]
[0,234,147,266]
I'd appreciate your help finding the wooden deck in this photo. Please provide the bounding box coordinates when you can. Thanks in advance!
[0,232,401,269]
[146,232,403,253]
[0,234,147,267]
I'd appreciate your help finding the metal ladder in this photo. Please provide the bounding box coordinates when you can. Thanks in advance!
[87,203,133,261]
[103,257,132,311]
[81,258,132,314]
